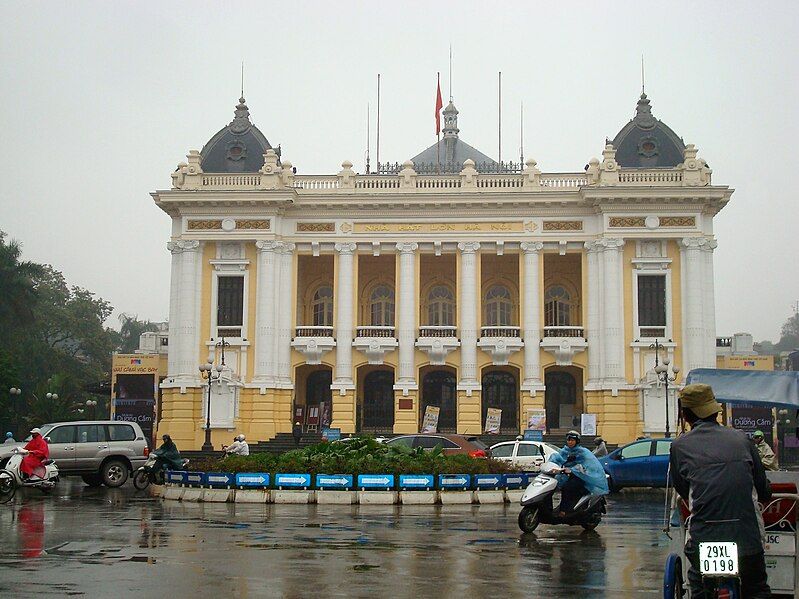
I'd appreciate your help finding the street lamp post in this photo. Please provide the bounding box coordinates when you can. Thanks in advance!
[199,337,229,452]
[86,399,97,419]
[650,339,680,438]
[8,387,21,436]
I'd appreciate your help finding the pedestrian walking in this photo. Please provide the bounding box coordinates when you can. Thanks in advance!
[669,384,772,598]
[752,430,778,471]
[292,421,303,449]
[592,437,608,457]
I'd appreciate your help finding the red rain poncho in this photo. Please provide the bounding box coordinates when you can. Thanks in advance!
[21,434,49,477]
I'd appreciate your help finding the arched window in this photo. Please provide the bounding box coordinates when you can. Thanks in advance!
[370,284,395,326]
[427,285,455,326]
[484,284,512,326]
[544,285,572,327]
[312,285,333,327]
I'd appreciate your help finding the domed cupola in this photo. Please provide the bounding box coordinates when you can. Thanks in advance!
[199,97,277,173]
[611,93,686,168]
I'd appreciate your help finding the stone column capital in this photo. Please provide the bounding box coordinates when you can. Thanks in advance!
[457,241,481,254]
[395,242,419,254]
[520,241,544,254]
[679,237,707,250]
[168,239,200,254]
[584,239,604,253]
[597,237,624,251]
[335,242,357,255]
[255,240,280,253]
[702,238,718,252]
[275,241,296,255]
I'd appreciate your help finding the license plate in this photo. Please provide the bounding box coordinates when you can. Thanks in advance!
[699,542,739,576]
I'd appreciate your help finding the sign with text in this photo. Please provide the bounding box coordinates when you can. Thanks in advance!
[321,427,341,441]
[526,409,547,432]
[523,429,543,441]
[306,405,320,426]
[357,474,395,490]
[421,406,440,433]
[581,413,597,436]
[399,475,434,490]
[730,405,774,441]
[113,398,156,447]
[235,473,270,488]
[320,402,332,428]
[316,474,353,489]
[484,408,502,434]
[275,473,311,489]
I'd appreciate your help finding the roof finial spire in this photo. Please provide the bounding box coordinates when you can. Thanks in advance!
[241,61,245,99]
[449,44,453,102]
[641,54,645,96]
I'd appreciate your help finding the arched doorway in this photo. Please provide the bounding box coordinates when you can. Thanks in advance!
[421,369,457,433]
[481,370,519,433]
[306,369,332,428]
[545,370,577,430]
[361,369,394,431]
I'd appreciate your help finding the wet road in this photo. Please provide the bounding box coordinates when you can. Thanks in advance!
[0,480,671,598]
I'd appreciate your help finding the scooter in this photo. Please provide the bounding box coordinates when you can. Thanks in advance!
[0,448,59,504]
[518,462,607,533]
[133,454,189,490]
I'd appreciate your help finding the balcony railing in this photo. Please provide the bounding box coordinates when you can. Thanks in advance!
[543,326,585,338]
[356,326,396,338]
[639,327,667,339]
[716,337,733,348]
[295,326,334,338]
[480,326,521,338]
[418,326,458,338]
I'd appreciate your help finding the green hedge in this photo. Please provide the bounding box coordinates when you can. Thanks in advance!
[188,437,520,476]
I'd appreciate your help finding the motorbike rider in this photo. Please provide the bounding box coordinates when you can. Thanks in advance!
[550,431,609,515]
[670,383,772,598]
[592,437,608,457]
[223,434,250,456]
[752,430,778,471]
[4,432,16,444]
[20,428,49,480]
[152,434,183,472]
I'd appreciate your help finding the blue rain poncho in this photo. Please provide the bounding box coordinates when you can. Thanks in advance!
[550,445,609,496]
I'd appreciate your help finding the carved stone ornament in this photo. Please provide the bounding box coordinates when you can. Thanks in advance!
[335,242,357,255]
[236,219,270,230]
[219,242,244,260]
[291,335,336,365]
[255,240,280,252]
[416,336,460,366]
[659,216,696,228]
[543,220,583,231]
[395,242,419,254]
[540,336,588,367]
[523,221,538,232]
[339,222,353,234]
[188,220,223,230]
[353,336,398,365]
[477,336,524,366]
[297,222,335,233]
[167,239,200,254]
[520,241,544,254]
[609,217,646,228]
[457,241,481,253]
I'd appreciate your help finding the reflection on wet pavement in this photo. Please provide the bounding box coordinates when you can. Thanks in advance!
[0,480,670,597]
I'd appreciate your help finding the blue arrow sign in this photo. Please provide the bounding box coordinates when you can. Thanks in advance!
[185,472,204,485]
[523,429,543,441]
[357,474,394,490]
[438,474,471,490]
[235,473,270,487]
[315,474,353,489]
[502,473,527,489]
[474,474,502,489]
[205,472,233,487]
[166,470,186,484]
[275,473,311,488]
[399,474,434,490]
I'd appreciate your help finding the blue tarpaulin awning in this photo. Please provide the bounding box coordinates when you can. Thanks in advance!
[685,368,799,408]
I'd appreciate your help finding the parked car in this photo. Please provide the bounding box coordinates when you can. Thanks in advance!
[384,434,488,457]
[488,440,561,471]
[599,438,672,491]
[0,421,149,488]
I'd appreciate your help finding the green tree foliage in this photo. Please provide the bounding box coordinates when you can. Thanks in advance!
[777,313,799,352]
[116,313,159,354]
[1,233,119,434]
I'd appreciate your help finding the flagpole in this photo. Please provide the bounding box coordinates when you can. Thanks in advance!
[437,72,441,174]
[498,71,502,172]
[376,73,381,173]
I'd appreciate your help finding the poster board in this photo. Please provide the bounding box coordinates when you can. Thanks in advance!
[526,409,547,432]
[484,408,502,433]
[580,413,597,436]
[421,406,440,433]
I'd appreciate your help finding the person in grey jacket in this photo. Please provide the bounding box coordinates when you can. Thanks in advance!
[669,384,772,598]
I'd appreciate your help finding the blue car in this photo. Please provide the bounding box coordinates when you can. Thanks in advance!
[599,438,672,491]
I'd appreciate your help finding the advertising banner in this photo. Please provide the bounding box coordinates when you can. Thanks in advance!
[730,404,774,440]
[484,408,502,433]
[306,405,320,426]
[526,409,547,432]
[581,413,597,436]
[421,406,440,433]
[320,401,332,428]
[113,398,156,447]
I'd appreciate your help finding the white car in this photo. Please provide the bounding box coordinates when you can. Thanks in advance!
[489,439,561,472]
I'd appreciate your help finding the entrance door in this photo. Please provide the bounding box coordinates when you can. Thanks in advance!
[362,370,394,431]
[421,370,457,433]
[481,371,519,433]
[306,370,332,427]
[544,371,576,431]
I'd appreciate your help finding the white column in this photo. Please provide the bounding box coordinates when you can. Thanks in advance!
[585,240,604,386]
[458,242,480,391]
[679,237,706,373]
[702,239,718,368]
[395,243,418,390]
[175,239,200,381]
[253,241,278,385]
[332,243,356,390]
[521,242,544,389]
[600,238,625,384]
[166,241,183,378]
[275,242,295,386]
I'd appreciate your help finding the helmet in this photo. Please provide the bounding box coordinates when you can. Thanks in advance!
[594,437,604,445]
[5,432,12,438]
[753,430,764,439]
[237,434,246,442]
[30,427,42,435]
[566,430,581,444]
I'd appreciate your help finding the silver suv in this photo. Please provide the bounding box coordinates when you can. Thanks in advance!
[0,420,149,487]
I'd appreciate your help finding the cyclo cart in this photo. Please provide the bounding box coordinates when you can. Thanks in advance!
[663,369,799,597]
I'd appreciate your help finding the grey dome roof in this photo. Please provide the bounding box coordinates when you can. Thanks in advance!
[611,93,686,168]
[410,100,498,173]
[200,97,276,173]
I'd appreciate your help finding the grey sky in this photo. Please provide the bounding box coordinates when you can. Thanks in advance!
[1,1,797,342]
